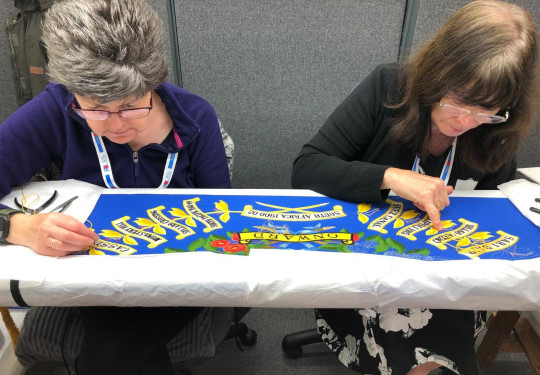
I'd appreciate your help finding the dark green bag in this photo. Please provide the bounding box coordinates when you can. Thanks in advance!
[5,0,58,106]
[5,0,61,180]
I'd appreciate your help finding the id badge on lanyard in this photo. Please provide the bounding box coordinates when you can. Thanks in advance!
[91,132,177,189]
[411,137,457,185]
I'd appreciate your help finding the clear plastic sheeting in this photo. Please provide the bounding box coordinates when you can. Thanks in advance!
[498,179,540,227]
[0,181,539,310]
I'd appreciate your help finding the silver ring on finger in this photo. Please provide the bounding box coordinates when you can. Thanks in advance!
[50,238,56,250]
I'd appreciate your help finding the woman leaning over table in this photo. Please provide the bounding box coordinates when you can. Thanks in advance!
[291,1,538,375]
[0,0,230,374]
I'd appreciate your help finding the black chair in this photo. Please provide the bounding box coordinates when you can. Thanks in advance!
[281,327,321,359]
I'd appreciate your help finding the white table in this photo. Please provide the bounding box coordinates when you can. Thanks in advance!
[1,180,539,310]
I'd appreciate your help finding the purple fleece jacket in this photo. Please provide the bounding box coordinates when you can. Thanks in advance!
[0,82,231,209]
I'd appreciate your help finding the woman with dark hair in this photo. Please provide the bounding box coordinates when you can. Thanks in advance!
[0,0,230,374]
[292,1,538,374]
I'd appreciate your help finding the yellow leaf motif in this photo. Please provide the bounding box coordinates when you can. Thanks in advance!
[123,235,138,245]
[456,237,471,247]
[89,248,105,255]
[185,216,197,227]
[358,213,369,224]
[469,232,493,241]
[99,229,123,238]
[153,225,166,235]
[441,220,455,229]
[219,212,230,223]
[426,227,438,236]
[401,210,419,220]
[169,208,188,218]
[393,218,404,228]
[215,200,229,212]
[134,218,156,227]
[357,203,371,213]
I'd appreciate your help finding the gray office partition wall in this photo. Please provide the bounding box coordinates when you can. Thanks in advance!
[412,0,539,48]
[0,0,537,177]
[410,0,540,168]
[174,0,406,189]
[148,0,181,87]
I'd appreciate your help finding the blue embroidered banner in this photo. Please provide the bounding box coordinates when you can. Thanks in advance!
[85,193,540,261]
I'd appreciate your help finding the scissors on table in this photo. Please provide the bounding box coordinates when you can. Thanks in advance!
[14,190,79,214]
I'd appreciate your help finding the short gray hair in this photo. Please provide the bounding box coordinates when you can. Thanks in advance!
[42,0,168,103]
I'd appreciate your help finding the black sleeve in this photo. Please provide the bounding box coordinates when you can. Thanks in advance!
[475,158,517,190]
[291,64,399,203]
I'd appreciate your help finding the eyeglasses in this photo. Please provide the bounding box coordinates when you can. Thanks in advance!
[72,93,153,121]
[438,101,509,124]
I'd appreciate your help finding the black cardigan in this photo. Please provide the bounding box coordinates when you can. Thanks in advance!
[291,63,516,203]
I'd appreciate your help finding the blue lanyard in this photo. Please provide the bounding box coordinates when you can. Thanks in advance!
[91,132,177,189]
[412,137,457,185]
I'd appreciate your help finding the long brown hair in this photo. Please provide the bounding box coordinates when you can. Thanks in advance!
[388,0,538,172]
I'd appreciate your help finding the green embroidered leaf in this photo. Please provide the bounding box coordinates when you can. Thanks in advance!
[366,235,388,253]
[386,238,406,254]
[406,248,430,256]
[374,241,390,253]
[164,247,186,253]
[365,234,383,242]
[338,245,352,253]
[209,234,228,242]
[318,245,341,251]
[188,237,206,252]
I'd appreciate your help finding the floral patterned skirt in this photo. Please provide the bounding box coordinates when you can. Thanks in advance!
[316,308,485,375]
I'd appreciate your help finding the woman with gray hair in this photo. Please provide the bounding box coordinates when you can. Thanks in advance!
[292,1,538,374]
[0,0,230,374]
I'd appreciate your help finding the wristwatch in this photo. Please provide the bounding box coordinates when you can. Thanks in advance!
[0,209,23,243]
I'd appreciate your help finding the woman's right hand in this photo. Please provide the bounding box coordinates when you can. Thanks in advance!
[7,212,99,257]
[381,167,454,231]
